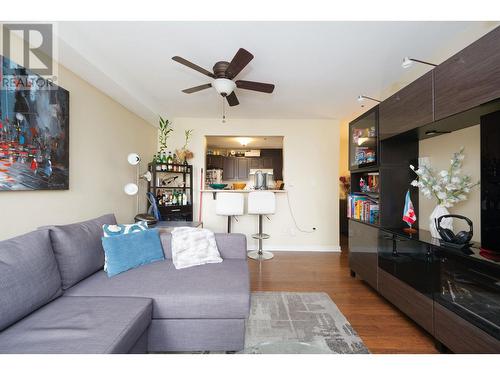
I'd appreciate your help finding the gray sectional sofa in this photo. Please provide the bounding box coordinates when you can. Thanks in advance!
[0,214,250,354]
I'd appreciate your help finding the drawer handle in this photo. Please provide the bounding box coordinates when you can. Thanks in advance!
[170,209,181,212]
[382,235,393,240]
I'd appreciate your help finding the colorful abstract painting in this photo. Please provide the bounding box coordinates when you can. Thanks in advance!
[0,55,69,190]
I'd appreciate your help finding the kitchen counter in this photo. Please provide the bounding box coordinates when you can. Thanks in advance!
[201,189,287,193]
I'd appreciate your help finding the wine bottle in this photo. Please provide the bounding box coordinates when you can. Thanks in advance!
[167,152,173,171]
[161,151,167,171]
[172,153,178,171]
[155,153,162,171]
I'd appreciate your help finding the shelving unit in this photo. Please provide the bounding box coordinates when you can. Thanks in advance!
[147,163,193,221]
[348,107,382,226]
[346,26,500,353]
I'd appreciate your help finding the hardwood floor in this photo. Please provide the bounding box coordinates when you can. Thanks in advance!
[248,236,439,354]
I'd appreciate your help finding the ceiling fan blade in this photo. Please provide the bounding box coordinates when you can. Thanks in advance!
[226,48,254,79]
[226,92,239,106]
[182,83,212,94]
[235,80,275,93]
[172,56,215,78]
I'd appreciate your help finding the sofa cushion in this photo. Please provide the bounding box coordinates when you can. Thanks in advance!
[0,230,62,331]
[46,214,117,289]
[66,259,250,319]
[0,296,152,354]
[160,232,247,260]
[102,229,165,277]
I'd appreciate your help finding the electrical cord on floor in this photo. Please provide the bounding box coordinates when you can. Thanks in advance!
[285,190,317,233]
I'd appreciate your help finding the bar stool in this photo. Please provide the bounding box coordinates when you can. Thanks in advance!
[247,191,276,260]
[216,193,244,233]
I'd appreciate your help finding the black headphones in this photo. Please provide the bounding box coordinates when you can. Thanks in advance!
[435,215,473,245]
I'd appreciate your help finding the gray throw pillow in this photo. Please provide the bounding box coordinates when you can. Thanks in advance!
[47,214,117,289]
[0,230,62,330]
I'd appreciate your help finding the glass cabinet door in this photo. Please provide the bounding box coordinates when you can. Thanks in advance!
[434,247,500,340]
[349,109,378,170]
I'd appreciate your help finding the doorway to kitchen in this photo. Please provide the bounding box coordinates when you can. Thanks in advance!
[205,136,284,191]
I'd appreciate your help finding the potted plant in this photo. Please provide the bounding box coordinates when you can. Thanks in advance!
[175,129,194,164]
[158,116,173,153]
[410,147,479,238]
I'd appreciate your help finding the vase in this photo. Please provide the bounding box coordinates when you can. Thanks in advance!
[429,204,453,239]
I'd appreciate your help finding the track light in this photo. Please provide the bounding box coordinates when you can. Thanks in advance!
[357,95,381,103]
[402,57,437,69]
[425,130,451,136]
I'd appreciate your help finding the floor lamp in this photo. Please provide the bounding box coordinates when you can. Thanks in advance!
[124,153,152,215]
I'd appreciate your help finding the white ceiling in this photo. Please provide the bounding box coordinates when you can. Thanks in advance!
[55,21,499,126]
[206,136,283,149]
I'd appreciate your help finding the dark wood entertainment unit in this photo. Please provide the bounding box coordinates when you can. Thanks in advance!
[348,26,500,353]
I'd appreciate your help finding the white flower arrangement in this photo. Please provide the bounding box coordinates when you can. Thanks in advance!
[410,147,479,208]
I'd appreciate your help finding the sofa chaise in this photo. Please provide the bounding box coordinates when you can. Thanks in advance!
[0,214,250,354]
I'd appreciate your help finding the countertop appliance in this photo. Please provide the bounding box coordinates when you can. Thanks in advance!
[250,169,274,190]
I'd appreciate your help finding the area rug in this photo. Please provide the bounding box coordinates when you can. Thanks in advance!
[239,292,369,354]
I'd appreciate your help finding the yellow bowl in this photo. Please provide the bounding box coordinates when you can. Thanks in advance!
[232,182,246,190]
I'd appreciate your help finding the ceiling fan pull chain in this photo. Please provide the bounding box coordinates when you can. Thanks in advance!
[222,97,226,123]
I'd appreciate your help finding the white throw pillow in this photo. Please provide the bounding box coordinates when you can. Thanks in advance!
[171,227,223,269]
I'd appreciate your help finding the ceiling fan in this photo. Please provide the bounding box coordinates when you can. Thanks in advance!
[172,48,275,107]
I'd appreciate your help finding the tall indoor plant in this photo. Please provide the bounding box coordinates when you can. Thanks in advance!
[410,147,479,238]
[158,116,173,153]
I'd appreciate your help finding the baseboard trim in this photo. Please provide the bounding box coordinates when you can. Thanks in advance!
[246,245,341,252]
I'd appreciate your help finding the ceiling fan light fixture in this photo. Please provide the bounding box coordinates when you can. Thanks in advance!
[213,78,236,96]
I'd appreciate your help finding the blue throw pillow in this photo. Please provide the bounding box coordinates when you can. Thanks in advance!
[102,221,148,237]
[102,229,165,277]
[102,221,149,271]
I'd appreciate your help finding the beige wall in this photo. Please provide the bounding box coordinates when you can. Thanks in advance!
[0,39,157,240]
[164,117,340,251]
[338,120,349,198]
[417,125,481,241]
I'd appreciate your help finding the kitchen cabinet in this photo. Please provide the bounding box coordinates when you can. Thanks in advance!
[379,71,434,140]
[236,158,249,180]
[222,157,249,181]
[248,156,273,169]
[222,157,235,180]
[247,149,283,180]
[434,26,500,120]
[263,149,283,180]
[249,158,263,169]
[348,219,378,289]
[262,156,273,169]
[206,155,224,169]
